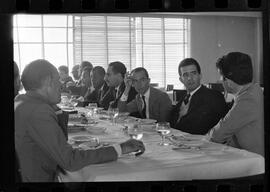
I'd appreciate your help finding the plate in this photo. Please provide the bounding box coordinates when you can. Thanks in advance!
[78,139,100,149]
[138,119,157,124]
[86,126,107,134]
[70,135,95,144]
[181,140,205,147]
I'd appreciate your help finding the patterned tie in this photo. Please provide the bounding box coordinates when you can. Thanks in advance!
[183,93,191,105]
[177,93,190,123]
[141,95,146,119]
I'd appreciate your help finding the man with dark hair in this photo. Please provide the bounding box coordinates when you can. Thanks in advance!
[118,67,172,122]
[15,59,145,182]
[58,65,74,93]
[170,58,227,134]
[67,61,93,96]
[208,52,264,156]
[104,61,137,109]
[77,66,109,107]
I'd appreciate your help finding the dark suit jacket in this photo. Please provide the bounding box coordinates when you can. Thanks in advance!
[97,83,114,110]
[109,82,137,109]
[118,87,172,122]
[170,85,227,135]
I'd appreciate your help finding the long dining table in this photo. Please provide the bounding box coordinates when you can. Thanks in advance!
[58,107,265,182]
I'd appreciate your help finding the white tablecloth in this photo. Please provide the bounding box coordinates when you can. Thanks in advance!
[59,114,264,182]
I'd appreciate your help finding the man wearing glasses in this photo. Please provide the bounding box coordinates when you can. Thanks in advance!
[207,52,264,156]
[170,58,227,134]
[118,67,172,122]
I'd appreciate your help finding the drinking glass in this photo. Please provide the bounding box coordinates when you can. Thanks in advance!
[156,122,171,146]
[87,103,98,118]
[128,126,143,140]
[112,108,119,125]
[61,95,69,105]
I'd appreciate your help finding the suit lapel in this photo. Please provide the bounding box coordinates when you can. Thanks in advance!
[187,85,203,113]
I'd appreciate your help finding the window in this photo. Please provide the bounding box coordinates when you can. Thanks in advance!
[74,15,189,89]
[13,14,74,74]
[14,14,189,89]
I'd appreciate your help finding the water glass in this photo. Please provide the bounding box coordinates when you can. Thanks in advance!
[87,103,98,118]
[156,122,171,146]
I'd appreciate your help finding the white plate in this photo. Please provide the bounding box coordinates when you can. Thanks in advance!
[86,126,107,134]
[138,119,157,124]
[70,135,94,143]
[181,140,205,147]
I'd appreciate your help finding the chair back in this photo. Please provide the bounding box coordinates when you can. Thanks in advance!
[172,89,187,103]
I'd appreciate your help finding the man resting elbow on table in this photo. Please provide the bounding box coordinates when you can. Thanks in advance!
[207,52,264,157]
[118,67,172,122]
[15,59,145,182]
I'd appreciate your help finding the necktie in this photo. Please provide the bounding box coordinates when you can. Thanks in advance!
[141,95,146,119]
[183,93,191,105]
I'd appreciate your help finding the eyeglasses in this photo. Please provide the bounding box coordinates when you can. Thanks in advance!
[131,77,148,84]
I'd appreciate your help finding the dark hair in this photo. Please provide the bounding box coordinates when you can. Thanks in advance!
[58,65,69,74]
[92,66,105,76]
[72,64,80,72]
[80,61,93,71]
[21,59,56,91]
[178,58,201,75]
[81,66,92,75]
[108,61,126,78]
[216,52,253,85]
[131,67,149,79]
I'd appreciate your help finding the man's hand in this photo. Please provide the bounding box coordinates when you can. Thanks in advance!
[124,72,132,91]
[120,139,145,156]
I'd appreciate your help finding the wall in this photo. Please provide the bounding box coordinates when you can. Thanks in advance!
[189,15,262,84]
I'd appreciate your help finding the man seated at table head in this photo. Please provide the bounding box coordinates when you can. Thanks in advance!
[170,58,227,135]
[15,59,145,182]
[207,52,264,156]
[118,67,172,122]
[104,61,137,109]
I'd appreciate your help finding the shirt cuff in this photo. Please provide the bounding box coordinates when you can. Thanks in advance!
[120,93,128,102]
[113,144,122,156]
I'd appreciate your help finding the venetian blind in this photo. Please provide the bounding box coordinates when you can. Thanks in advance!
[74,15,189,88]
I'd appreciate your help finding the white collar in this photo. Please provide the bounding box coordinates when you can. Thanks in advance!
[142,87,150,98]
[188,84,202,97]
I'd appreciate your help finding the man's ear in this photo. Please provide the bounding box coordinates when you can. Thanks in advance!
[42,76,51,87]
[179,76,184,84]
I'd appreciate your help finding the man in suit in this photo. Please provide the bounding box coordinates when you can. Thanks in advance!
[67,61,93,96]
[170,58,227,135]
[118,67,172,122]
[15,59,145,182]
[207,52,264,156]
[104,61,137,109]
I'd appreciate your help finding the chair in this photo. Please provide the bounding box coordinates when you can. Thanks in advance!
[150,83,159,87]
[166,84,174,91]
[208,83,224,93]
[172,89,187,103]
